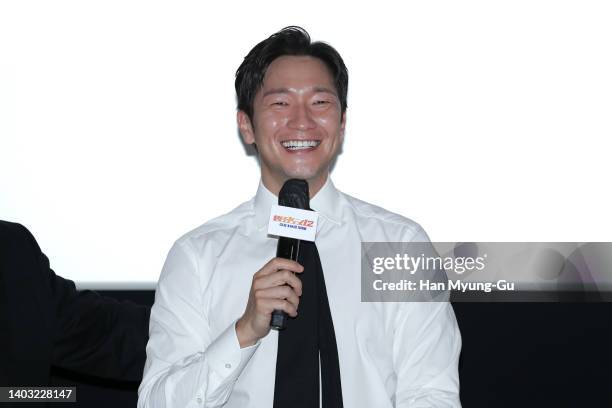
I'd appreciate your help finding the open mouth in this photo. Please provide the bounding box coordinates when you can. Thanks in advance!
[281,140,321,151]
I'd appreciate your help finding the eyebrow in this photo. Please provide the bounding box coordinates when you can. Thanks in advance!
[262,87,338,98]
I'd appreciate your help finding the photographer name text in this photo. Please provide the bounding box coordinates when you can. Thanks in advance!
[372,279,515,293]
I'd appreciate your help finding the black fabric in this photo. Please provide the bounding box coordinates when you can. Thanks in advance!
[0,221,151,390]
[0,239,9,381]
[273,240,343,408]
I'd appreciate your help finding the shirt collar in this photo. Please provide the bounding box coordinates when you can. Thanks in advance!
[254,177,343,230]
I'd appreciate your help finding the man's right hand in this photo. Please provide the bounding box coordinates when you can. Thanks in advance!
[235,258,304,348]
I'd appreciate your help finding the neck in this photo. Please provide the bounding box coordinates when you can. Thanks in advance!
[262,173,328,199]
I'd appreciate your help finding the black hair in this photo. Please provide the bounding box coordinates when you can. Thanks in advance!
[235,26,348,121]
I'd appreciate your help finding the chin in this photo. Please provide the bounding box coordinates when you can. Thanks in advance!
[283,168,319,181]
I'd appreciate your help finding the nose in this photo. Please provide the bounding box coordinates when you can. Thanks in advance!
[287,103,316,130]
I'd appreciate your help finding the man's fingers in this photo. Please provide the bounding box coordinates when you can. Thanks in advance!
[254,296,298,317]
[254,286,300,309]
[254,269,303,295]
[243,257,303,333]
[272,299,298,317]
[255,257,304,277]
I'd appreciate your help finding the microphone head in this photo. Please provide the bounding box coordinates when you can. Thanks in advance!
[278,179,310,210]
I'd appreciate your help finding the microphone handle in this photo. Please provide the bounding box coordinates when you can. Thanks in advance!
[270,236,301,330]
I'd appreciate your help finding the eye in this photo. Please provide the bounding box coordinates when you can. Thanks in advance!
[313,100,330,105]
[272,101,288,106]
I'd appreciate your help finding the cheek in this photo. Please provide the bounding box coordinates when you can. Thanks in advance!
[255,112,286,137]
[316,112,342,135]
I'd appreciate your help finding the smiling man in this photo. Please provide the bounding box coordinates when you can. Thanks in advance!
[138,27,461,408]
[237,54,345,197]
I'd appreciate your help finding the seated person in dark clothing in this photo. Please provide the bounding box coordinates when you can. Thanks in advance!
[0,220,151,386]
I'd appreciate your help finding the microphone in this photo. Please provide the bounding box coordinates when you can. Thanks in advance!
[270,178,310,330]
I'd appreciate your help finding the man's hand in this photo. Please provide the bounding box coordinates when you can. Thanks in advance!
[236,258,304,348]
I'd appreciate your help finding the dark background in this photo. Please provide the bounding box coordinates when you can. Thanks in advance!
[49,291,612,407]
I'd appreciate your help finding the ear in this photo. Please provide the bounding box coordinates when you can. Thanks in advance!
[339,111,347,143]
[237,110,255,145]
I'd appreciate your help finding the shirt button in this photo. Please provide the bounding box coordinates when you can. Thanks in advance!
[225,363,232,369]
[196,397,202,404]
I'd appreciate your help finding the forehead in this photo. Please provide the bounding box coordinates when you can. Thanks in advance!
[260,55,335,92]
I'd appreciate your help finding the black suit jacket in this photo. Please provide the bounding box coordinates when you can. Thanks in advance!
[0,221,150,386]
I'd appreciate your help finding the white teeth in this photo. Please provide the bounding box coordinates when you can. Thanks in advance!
[281,140,320,150]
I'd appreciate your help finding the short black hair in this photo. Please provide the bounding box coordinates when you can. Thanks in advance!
[235,26,348,121]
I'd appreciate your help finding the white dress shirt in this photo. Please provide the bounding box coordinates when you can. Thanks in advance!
[138,177,461,408]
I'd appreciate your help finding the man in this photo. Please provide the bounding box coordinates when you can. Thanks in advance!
[139,26,461,407]
[0,221,150,391]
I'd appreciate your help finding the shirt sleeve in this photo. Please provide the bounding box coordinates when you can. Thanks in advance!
[138,241,260,408]
[393,225,462,407]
